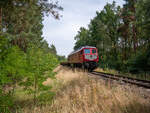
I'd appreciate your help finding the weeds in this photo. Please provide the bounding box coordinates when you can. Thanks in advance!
[14,66,150,113]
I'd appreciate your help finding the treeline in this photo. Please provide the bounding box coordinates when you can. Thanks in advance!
[74,0,150,74]
[0,0,62,112]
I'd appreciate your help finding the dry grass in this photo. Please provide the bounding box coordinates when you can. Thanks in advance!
[95,68,119,75]
[17,66,150,113]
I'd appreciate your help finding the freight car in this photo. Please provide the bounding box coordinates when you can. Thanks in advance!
[61,46,99,71]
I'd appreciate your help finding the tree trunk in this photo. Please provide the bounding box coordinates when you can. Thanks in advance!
[133,24,137,53]
[0,7,2,32]
[34,74,37,105]
[131,0,137,53]
[124,37,127,61]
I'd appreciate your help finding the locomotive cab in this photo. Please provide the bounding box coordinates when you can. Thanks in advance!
[82,48,99,71]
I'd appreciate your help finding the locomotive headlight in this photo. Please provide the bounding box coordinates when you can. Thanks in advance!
[93,55,97,59]
[85,55,89,59]
[85,55,97,60]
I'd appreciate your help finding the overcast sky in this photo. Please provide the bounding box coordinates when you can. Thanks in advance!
[42,0,124,56]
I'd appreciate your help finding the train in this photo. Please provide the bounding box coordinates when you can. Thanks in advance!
[61,46,99,71]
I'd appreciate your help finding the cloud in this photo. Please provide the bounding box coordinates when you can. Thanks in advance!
[43,0,124,56]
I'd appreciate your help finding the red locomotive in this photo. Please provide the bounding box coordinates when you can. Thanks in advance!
[61,46,99,71]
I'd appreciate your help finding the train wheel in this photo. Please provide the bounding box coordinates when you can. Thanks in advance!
[88,68,93,72]
[82,63,86,72]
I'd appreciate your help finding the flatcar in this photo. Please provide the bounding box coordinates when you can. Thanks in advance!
[61,46,99,71]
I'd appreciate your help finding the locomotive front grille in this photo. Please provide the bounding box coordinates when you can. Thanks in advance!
[85,55,97,60]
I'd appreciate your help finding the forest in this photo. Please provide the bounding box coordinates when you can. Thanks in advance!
[0,0,150,112]
[74,0,150,74]
[0,0,64,112]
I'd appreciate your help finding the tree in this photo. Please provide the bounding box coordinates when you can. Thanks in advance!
[74,0,150,72]
[24,45,58,104]
[74,2,122,69]
[0,0,62,51]
[74,27,90,50]
[50,44,57,55]
[0,0,62,111]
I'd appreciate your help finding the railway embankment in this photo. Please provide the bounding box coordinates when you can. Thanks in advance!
[19,65,150,113]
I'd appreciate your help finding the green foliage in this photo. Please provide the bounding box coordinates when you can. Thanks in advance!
[49,44,57,55]
[18,45,59,103]
[0,93,13,113]
[0,0,62,111]
[127,46,150,74]
[57,55,66,62]
[0,42,59,109]
[0,44,27,112]
[74,27,90,50]
[3,46,27,81]
[74,2,122,70]
[74,0,150,74]
[37,91,55,105]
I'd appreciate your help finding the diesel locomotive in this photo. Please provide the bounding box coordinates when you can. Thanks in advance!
[61,46,99,71]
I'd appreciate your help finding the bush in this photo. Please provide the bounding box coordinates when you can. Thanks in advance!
[0,42,59,111]
[20,45,59,104]
[127,46,150,74]
[0,45,27,112]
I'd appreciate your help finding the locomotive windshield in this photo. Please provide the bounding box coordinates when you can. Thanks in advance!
[84,49,90,54]
[92,49,96,53]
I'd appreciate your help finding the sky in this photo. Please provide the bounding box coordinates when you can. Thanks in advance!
[42,0,125,56]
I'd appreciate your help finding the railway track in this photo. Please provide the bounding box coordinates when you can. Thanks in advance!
[90,71,150,89]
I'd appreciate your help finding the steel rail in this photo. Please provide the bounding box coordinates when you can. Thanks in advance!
[90,71,150,89]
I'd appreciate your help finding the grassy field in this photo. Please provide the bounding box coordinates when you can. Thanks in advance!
[14,66,150,113]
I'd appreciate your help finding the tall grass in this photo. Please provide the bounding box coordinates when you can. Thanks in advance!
[15,66,150,113]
